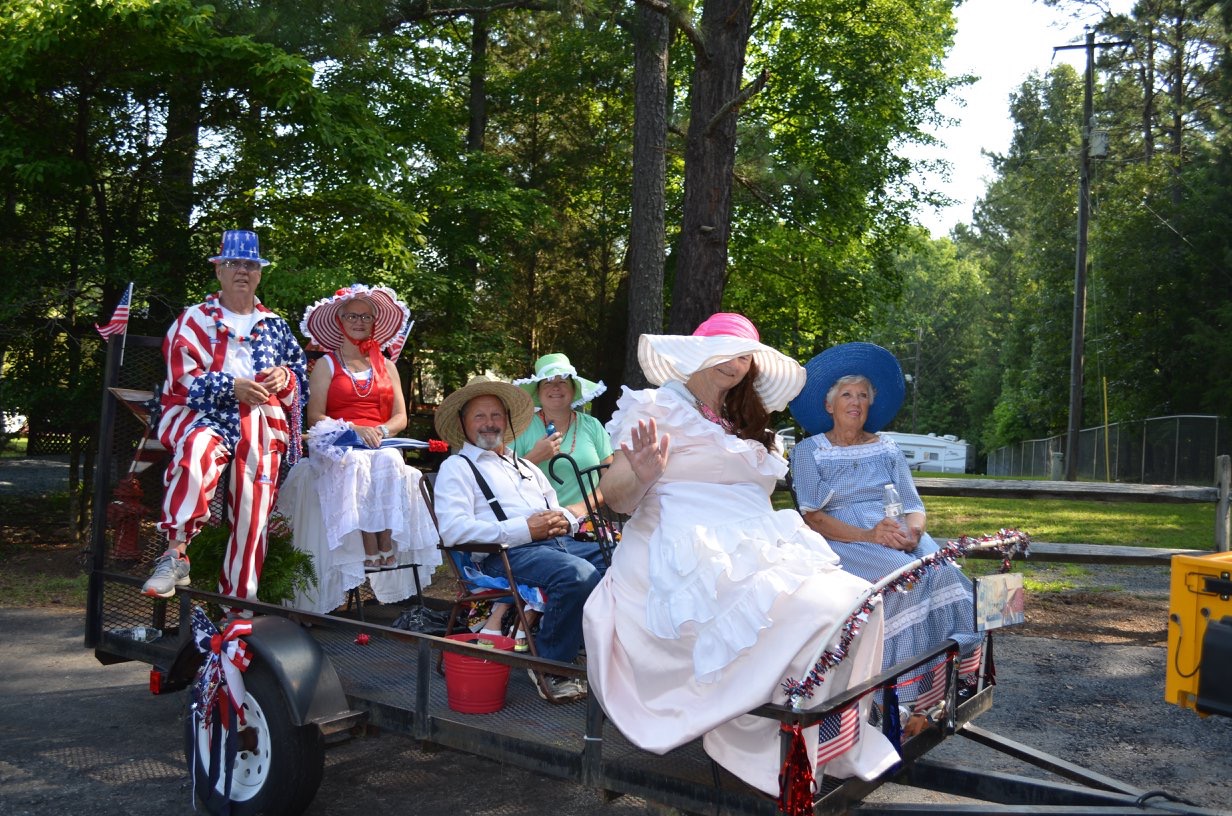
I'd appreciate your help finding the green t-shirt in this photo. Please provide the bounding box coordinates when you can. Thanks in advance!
[512,411,614,507]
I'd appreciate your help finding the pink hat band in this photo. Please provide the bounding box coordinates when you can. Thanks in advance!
[692,312,759,341]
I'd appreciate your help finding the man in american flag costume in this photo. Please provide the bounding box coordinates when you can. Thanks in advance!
[142,230,307,603]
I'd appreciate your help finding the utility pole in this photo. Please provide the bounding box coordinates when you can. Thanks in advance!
[1055,29,1130,481]
[912,327,922,434]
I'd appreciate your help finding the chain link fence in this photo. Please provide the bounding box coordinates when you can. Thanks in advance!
[987,415,1229,485]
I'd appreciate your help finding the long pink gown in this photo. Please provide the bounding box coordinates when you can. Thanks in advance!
[582,382,899,795]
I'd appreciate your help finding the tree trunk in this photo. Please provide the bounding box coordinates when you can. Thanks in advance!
[668,0,753,335]
[624,5,671,388]
[467,11,489,153]
[153,81,201,321]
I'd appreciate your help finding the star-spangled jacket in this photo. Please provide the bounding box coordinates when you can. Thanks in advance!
[157,295,308,455]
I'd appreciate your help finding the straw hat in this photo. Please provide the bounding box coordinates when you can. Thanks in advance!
[434,375,535,448]
[637,313,805,412]
[513,353,606,408]
[788,342,906,435]
[300,283,411,352]
[209,229,270,267]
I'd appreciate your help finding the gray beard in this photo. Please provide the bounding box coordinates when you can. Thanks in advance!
[473,432,503,451]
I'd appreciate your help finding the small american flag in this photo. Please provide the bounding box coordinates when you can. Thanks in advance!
[815,701,860,765]
[959,644,983,677]
[95,282,134,340]
[387,319,413,364]
[912,659,950,710]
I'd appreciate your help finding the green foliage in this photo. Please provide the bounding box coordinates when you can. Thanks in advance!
[187,514,316,609]
[950,2,1232,459]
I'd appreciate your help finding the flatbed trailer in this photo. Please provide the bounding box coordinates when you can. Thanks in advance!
[85,334,1224,816]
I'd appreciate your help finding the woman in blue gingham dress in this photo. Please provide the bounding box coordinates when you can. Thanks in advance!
[787,344,981,722]
[790,435,981,688]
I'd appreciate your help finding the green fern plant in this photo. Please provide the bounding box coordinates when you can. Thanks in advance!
[187,513,317,611]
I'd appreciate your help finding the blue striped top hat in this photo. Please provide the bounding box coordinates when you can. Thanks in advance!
[789,342,905,435]
[209,230,270,267]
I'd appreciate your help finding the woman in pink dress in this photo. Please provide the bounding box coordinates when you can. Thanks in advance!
[582,314,898,795]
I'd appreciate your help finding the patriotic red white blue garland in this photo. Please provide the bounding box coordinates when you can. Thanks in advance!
[780,530,1030,702]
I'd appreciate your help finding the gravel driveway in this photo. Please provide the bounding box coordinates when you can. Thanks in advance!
[2,458,1228,813]
[1,607,1230,815]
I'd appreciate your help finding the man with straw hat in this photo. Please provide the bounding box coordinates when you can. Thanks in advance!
[433,375,607,701]
[142,229,306,604]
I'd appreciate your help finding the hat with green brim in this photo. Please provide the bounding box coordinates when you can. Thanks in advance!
[513,353,606,409]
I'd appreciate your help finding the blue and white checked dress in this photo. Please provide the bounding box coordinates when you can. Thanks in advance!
[790,434,981,704]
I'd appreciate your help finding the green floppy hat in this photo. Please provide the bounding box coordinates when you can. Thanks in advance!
[513,353,606,408]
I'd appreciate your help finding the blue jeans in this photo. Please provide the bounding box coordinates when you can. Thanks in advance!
[481,536,605,664]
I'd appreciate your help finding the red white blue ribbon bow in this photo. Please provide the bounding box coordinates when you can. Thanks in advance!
[191,605,253,726]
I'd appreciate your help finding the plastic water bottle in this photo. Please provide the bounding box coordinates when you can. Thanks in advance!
[545,420,556,436]
[883,484,907,532]
[130,626,161,642]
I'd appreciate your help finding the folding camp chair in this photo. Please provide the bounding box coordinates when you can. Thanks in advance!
[547,453,626,567]
[419,477,572,700]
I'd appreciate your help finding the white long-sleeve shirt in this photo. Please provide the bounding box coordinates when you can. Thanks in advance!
[433,443,577,547]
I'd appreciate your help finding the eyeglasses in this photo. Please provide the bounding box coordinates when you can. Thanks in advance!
[340,313,375,323]
[219,260,261,272]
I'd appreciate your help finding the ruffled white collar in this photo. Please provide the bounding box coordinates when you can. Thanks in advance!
[653,382,786,478]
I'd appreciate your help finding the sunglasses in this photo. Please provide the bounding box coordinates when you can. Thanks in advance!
[219,260,261,272]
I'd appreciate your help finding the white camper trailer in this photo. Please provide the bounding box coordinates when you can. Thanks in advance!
[879,431,969,473]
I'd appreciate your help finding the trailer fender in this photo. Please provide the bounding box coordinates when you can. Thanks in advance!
[240,616,351,728]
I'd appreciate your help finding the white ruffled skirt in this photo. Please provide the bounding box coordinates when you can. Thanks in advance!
[277,426,440,613]
[583,481,898,794]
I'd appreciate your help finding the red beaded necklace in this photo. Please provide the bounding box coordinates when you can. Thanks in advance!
[338,354,374,398]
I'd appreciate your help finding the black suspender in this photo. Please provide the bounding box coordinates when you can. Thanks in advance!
[459,454,509,521]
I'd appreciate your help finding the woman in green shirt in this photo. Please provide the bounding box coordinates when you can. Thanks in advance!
[511,353,613,518]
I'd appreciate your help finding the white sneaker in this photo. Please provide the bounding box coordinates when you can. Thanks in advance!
[527,669,586,702]
[142,551,191,598]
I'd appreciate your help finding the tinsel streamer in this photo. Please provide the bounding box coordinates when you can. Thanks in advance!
[777,723,815,816]
[780,530,1029,702]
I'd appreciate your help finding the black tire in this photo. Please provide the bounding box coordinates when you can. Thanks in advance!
[184,654,325,816]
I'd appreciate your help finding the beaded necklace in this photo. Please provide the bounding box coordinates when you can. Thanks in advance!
[338,354,374,398]
[687,389,734,433]
[205,293,262,344]
[545,412,579,454]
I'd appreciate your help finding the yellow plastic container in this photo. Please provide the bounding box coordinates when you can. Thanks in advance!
[1166,551,1232,714]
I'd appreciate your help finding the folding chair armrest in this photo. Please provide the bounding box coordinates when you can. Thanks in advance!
[445,541,506,556]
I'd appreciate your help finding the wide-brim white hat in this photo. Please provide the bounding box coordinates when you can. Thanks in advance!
[513,352,606,409]
[434,375,535,449]
[637,313,805,412]
[300,284,411,351]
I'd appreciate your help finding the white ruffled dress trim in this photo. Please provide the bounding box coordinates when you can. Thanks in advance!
[607,382,787,480]
[608,384,839,682]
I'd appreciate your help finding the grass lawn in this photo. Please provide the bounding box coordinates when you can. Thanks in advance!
[0,438,29,458]
[771,490,1214,550]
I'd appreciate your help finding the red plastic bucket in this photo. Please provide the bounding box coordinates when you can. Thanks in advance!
[443,633,515,714]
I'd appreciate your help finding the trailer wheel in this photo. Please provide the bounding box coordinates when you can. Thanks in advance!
[185,655,324,816]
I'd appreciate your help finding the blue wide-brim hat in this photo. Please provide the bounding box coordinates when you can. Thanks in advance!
[789,342,905,435]
[209,229,270,267]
